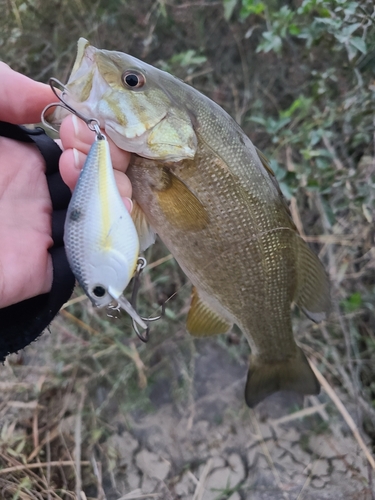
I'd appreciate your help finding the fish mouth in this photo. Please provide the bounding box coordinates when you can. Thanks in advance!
[65,38,97,99]
[46,39,102,127]
[69,38,94,83]
[63,40,113,120]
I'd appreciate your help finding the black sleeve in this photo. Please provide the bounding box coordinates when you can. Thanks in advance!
[0,122,75,361]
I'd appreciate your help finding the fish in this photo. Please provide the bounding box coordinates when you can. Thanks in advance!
[64,130,147,329]
[50,38,331,407]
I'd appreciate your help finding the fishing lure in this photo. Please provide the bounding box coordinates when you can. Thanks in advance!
[64,125,147,329]
[42,80,151,335]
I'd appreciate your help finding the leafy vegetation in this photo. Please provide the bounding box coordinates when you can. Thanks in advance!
[0,0,374,498]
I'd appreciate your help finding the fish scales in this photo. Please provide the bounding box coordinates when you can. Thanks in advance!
[50,38,331,407]
[130,143,298,361]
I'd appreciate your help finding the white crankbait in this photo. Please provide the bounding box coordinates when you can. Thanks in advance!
[64,128,147,330]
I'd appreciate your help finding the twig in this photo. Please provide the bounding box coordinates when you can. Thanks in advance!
[229,25,252,124]
[61,294,88,309]
[145,254,173,270]
[60,309,101,336]
[296,454,324,500]
[32,407,39,450]
[322,135,345,171]
[114,340,147,389]
[116,491,161,499]
[6,401,40,409]
[27,427,60,462]
[184,67,214,83]
[290,196,306,237]
[0,382,34,391]
[309,360,375,470]
[307,394,336,428]
[270,403,327,426]
[172,1,221,8]
[0,461,90,475]
[303,234,358,246]
[91,455,107,500]
[192,458,213,500]
[46,430,51,500]
[75,390,86,499]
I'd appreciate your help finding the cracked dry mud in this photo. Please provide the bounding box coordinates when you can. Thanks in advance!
[98,341,373,500]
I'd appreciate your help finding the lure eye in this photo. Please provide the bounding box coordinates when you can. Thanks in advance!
[121,70,145,89]
[92,285,106,298]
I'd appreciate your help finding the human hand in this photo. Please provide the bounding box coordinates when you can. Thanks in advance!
[0,63,132,309]
[0,63,56,308]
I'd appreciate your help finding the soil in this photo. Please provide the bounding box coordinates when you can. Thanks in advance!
[97,340,373,500]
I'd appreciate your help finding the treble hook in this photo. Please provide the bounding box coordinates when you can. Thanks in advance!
[130,257,166,343]
[41,78,104,138]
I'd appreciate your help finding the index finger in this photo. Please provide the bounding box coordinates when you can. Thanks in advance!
[0,62,55,124]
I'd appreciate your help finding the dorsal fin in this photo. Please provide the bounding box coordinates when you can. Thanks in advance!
[256,148,275,177]
[256,148,297,228]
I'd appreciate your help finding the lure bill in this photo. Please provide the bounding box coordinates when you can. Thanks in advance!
[64,130,147,330]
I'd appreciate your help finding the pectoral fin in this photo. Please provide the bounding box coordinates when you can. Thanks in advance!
[245,347,320,408]
[187,287,232,337]
[295,236,331,323]
[131,200,156,251]
[157,169,209,231]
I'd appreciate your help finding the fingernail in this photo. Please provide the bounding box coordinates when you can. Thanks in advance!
[123,197,133,213]
[72,114,79,135]
[73,148,81,169]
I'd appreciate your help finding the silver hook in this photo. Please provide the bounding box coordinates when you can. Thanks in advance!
[41,78,104,139]
[130,257,166,343]
[107,302,121,319]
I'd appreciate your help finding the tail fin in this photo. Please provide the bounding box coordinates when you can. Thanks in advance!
[245,347,320,408]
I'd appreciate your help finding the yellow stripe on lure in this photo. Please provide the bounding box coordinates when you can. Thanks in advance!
[64,132,146,328]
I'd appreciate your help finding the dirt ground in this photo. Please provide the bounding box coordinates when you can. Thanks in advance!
[1,324,373,500]
[98,342,373,500]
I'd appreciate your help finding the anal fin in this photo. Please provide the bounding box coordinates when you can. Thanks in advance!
[245,347,320,408]
[187,287,232,337]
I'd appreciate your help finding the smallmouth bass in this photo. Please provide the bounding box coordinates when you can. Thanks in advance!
[51,38,331,407]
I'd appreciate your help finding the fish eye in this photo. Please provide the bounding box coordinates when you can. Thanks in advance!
[121,70,145,89]
[92,285,106,298]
